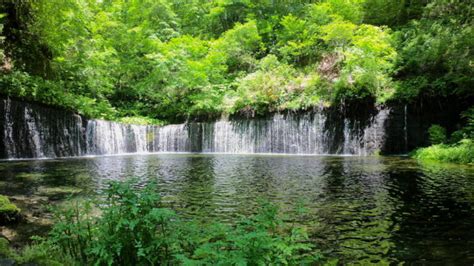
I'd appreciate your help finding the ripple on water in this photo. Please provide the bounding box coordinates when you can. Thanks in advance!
[0,154,473,263]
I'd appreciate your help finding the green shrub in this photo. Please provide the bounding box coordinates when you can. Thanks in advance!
[93,182,181,265]
[35,180,319,265]
[0,238,17,260]
[16,242,70,266]
[230,55,328,115]
[428,124,447,145]
[118,116,165,126]
[0,236,70,265]
[461,107,474,139]
[449,130,465,144]
[0,71,117,120]
[412,139,474,164]
[180,201,319,265]
[45,200,95,264]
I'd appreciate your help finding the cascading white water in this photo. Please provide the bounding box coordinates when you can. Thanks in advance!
[156,124,189,152]
[24,105,44,158]
[130,125,148,153]
[202,113,331,154]
[343,108,389,155]
[86,120,126,154]
[1,98,86,158]
[202,120,256,153]
[3,99,16,158]
[0,97,398,159]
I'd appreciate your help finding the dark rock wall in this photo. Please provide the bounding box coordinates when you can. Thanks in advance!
[0,96,469,159]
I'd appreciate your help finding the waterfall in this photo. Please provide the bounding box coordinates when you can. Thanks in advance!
[202,113,331,154]
[342,108,389,155]
[404,104,408,152]
[24,105,44,158]
[86,120,126,154]
[2,98,16,158]
[156,124,189,152]
[0,97,86,158]
[0,97,401,159]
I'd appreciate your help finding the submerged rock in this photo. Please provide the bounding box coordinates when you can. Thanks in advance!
[36,186,82,200]
[0,196,22,225]
[15,173,46,182]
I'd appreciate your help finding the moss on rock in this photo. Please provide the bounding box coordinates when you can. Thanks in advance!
[0,195,22,225]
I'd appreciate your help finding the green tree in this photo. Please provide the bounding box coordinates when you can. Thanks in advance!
[395,0,473,99]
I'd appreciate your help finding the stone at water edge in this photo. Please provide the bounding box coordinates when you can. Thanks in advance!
[0,196,22,225]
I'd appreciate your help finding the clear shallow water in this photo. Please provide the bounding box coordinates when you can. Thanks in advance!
[1,154,473,264]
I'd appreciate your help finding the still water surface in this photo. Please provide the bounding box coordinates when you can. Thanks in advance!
[1,154,473,264]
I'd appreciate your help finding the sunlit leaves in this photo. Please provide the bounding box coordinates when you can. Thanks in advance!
[322,20,357,47]
[2,0,469,123]
[231,55,328,115]
[276,14,315,64]
[212,20,262,73]
[340,24,396,100]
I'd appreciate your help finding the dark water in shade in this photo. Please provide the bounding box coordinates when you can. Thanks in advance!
[1,154,473,264]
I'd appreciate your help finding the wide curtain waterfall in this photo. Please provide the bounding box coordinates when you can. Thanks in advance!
[199,111,389,155]
[1,97,406,159]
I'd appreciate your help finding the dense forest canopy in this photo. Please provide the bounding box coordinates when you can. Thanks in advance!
[0,0,472,123]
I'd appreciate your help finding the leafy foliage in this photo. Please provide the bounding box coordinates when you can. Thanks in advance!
[0,0,471,123]
[428,124,447,145]
[394,0,473,99]
[412,139,474,164]
[230,55,327,115]
[0,71,117,119]
[31,180,319,265]
[413,108,474,164]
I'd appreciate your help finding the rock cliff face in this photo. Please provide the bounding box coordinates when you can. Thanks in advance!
[0,96,466,159]
[0,98,87,158]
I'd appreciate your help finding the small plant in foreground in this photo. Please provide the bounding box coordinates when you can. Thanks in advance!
[29,180,319,265]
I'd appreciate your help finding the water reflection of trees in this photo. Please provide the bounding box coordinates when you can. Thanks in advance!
[161,155,218,221]
[384,160,474,264]
[317,156,398,264]
[5,155,472,263]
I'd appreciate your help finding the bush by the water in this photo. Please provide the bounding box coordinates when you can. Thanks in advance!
[412,139,474,164]
[4,180,319,265]
[413,110,474,165]
[428,125,447,145]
